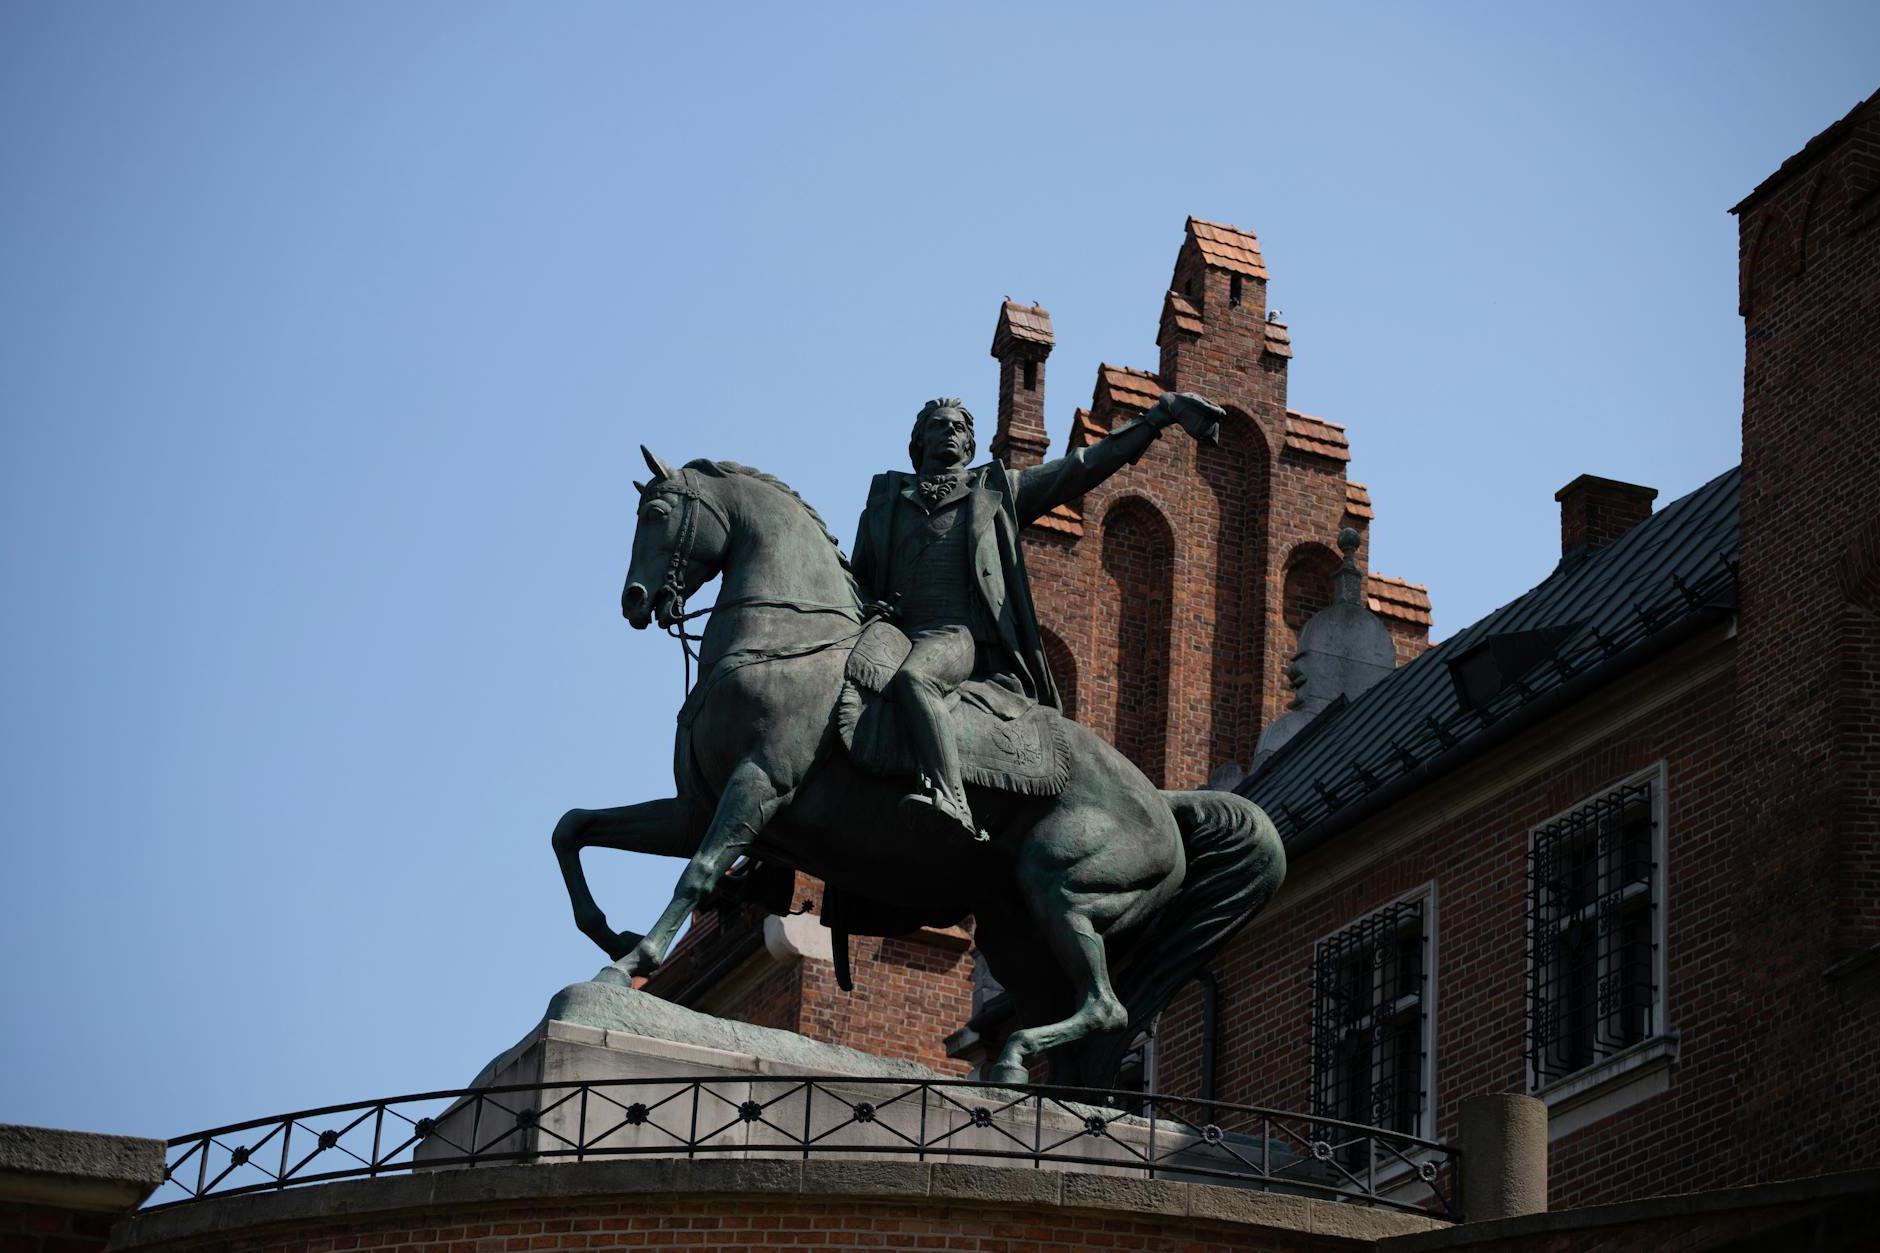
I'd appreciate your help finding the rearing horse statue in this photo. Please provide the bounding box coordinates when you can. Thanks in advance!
[553,446,1285,1087]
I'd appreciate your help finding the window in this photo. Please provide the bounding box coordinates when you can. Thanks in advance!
[1312,891,1431,1137]
[1527,774,1661,1088]
[1230,273,1243,307]
[1022,358,1037,391]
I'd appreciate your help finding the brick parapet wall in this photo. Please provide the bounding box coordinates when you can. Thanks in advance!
[114,1163,1441,1253]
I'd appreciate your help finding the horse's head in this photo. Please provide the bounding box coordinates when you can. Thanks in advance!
[621,446,731,630]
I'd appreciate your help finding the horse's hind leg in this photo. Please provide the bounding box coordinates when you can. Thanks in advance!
[986,883,1129,1086]
[553,798,704,960]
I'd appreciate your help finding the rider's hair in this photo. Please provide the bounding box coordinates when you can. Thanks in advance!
[907,398,976,470]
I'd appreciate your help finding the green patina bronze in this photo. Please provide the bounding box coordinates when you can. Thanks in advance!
[553,392,1285,1087]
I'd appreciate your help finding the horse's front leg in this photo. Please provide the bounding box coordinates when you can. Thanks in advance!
[553,798,705,961]
[613,761,786,979]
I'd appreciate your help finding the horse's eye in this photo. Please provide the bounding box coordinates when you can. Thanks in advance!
[642,502,671,522]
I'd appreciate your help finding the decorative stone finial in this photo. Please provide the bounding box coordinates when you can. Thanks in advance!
[1335,527,1364,606]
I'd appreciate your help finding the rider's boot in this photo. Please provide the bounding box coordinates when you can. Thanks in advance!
[900,773,986,842]
[895,680,987,842]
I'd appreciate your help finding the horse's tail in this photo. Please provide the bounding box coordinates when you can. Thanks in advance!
[1057,789,1286,1089]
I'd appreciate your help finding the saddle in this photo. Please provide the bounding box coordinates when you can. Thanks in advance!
[835,619,1070,798]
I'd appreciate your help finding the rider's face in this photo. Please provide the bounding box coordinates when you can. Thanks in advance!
[918,410,972,473]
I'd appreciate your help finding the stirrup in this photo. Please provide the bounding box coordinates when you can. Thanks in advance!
[898,788,988,842]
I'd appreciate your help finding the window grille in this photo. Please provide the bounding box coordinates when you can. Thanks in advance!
[1527,780,1657,1086]
[1312,897,1428,1137]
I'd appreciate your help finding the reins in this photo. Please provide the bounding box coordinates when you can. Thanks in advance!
[662,595,873,693]
[646,466,883,695]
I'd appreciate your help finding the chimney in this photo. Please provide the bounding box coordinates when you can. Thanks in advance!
[1555,475,1658,556]
[990,300,1054,468]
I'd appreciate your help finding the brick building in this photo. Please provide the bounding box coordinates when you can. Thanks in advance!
[22,84,1876,1253]
[647,87,1878,1220]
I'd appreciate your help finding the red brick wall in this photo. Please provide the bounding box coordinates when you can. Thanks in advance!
[1736,93,1880,956]
[133,1195,1331,1253]
[645,878,975,1077]
[1726,90,1880,1185]
[793,929,975,1076]
[0,1205,119,1253]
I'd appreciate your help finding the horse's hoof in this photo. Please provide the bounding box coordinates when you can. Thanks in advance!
[986,1062,1030,1087]
[611,938,662,980]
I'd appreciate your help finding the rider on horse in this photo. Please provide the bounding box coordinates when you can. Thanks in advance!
[850,392,1225,842]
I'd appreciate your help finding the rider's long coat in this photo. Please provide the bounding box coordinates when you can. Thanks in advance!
[849,422,1164,713]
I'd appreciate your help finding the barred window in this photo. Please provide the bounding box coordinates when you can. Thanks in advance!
[1527,778,1660,1087]
[1312,895,1430,1136]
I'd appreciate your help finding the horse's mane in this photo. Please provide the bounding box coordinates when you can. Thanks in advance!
[683,459,859,585]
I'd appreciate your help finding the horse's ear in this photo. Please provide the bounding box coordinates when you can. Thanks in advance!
[632,479,648,496]
[641,445,675,482]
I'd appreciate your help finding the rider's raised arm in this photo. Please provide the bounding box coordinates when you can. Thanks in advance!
[1010,392,1224,525]
[1009,400,1167,525]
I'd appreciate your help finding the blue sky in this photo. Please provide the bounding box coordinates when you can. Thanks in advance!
[1,2,1874,1139]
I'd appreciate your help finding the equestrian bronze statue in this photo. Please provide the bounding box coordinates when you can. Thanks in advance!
[553,392,1286,1087]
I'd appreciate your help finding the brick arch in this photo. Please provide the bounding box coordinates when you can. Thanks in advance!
[1039,623,1079,722]
[1281,541,1343,661]
[1196,406,1272,774]
[1100,496,1175,786]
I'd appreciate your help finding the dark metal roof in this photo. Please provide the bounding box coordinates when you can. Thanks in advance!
[1240,465,1742,849]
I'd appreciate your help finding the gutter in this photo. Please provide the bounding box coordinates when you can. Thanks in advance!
[1275,605,1733,860]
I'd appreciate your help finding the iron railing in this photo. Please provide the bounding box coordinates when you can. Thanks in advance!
[150,1076,1460,1219]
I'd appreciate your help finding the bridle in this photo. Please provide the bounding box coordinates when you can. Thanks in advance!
[642,470,878,693]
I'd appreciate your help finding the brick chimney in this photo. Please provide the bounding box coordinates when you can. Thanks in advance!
[1554,474,1657,556]
[989,300,1054,468]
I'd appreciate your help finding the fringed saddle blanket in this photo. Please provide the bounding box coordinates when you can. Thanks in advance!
[835,620,1070,798]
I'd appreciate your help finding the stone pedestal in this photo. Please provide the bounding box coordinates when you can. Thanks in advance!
[415,972,1314,1189]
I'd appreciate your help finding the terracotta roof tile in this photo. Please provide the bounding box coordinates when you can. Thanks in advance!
[1345,480,1374,520]
[991,300,1055,356]
[1094,363,1164,413]
[1263,318,1292,359]
[1028,501,1084,537]
[1160,290,1204,338]
[1187,216,1268,279]
[1283,410,1350,462]
[1068,407,1105,449]
[1365,573,1432,626]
